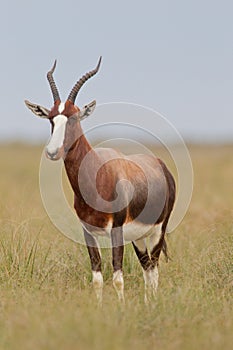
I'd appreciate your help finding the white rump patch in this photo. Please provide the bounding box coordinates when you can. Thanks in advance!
[46,115,67,155]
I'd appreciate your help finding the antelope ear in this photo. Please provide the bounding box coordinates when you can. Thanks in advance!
[79,100,96,121]
[24,100,50,118]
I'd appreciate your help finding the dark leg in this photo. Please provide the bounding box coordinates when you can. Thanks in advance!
[83,229,103,304]
[132,240,151,271]
[144,221,168,303]
[132,237,158,303]
[150,220,168,267]
[84,229,102,272]
[111,226,124,302]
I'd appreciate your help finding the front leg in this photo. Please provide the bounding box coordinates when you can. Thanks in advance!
[83,229,103,305]
[111,226,125,303]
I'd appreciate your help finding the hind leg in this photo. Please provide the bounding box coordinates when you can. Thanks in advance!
[144,223,164,299]
[132,238,155,304]
[150,221,168,268]
[133,223,165,303]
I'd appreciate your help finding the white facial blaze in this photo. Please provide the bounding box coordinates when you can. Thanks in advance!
[46,115,68,155]
[58,102,65,114]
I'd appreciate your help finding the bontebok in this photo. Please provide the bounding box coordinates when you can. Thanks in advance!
[25,58,176,304]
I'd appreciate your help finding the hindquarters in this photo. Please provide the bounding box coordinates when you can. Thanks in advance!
[124,154,175,227]
[132,159,176,302]
[154,158,176,259]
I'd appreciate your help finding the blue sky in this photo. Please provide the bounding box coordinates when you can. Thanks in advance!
[1,0,233,143]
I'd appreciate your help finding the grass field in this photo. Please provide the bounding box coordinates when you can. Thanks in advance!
[0,143,232,350]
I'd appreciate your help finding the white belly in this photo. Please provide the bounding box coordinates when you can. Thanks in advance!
[83,220,162,243]
[123,222,155,241]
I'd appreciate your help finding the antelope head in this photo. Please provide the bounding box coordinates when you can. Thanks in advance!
[25,57,101,160]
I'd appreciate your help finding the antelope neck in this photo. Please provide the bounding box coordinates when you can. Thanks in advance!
[64,131,98,195]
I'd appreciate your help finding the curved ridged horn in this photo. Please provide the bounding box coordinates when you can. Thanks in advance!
[67,56,102,104]
[47,60,61,103]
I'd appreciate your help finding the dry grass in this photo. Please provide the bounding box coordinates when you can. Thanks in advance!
[0,143,232,350]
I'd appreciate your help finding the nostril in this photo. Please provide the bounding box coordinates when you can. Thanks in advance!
[46,148,58,159]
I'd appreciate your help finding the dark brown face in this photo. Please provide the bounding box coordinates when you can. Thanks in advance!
[45,99,97,161]
[25,98,97,161]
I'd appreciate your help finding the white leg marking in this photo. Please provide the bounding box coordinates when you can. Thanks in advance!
[113,270,125,303]
[92,271,103,305]
[143,267,159,304]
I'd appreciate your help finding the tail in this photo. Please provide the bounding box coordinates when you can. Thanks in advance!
[162,238,171,262]
[159,159,176,263]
